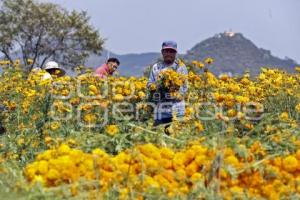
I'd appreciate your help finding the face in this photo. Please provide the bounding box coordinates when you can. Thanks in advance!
[162,48,177,65]
[107,62,119,74]
[47,69,64,77]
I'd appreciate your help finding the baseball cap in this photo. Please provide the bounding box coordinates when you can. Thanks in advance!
[162,41,177,52]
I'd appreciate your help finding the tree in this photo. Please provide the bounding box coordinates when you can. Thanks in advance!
[0,0,104,73]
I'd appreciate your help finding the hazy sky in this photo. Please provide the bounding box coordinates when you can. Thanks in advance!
[41,0,300,62]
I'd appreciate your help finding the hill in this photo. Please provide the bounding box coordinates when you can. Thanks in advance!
[184,31,298,75]
[86,32,298,76]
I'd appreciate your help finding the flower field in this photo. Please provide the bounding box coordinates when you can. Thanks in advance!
[0,61,300,199]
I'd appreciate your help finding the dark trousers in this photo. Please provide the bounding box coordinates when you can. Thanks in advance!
[153,117,173,127]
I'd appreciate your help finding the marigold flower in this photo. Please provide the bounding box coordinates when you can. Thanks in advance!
[105,125,119,136]
[194,121,204,132]
[58,144,71,155]
[27,59,34,65]
[279,112,289,121]
[44,137,52,145]
[283,156,298,172]
[88,85,98,94]
[83,113,97,123]
[113,94,124,102]
[47,169,60,181]
[295,104,300,113]
[204,57,214,65]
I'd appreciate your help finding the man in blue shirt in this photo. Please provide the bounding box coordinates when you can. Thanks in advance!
[147,41,188,127]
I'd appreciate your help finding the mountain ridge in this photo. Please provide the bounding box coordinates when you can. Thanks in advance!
[86,32,298,76]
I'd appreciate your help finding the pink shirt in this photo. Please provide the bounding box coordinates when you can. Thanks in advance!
[95,63,110,78]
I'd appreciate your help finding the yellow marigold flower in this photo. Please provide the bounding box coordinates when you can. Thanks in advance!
[219,74,230,81]
[50,122,60,131]
[82,159,94,171]
[58,144,71,155]
[295,103,300,113]
[160,147,174,159]
[37,150,53,161]
[178,59,185,67]
[153,174,171,188]
[17,138,25,146]
[191,145,207,154]
[235,95,249,104]
[89,85,98,94]
[0,60,7,65]
[194,121,204,132]
[113,94,124,102]
[296,150,300,160]
[244,123,254,130]
[185,161,199,177]
[258,73,266,81]
[144,176,160,188]
[204,57,214,65]
[138,91,146,99]
[161,169,175,183]
[92,148,109,158]
[194,155,206,166]
[139,144,160,160]
[37,160,49,174]
[47,168,60,181]
[105,125,119,136]
[250,141,264,154]
[214,93,225,103]
[227,109,237,118]
[123,89,131,96]
[124,80,130,89]
[179,185,189,194]
[197,62,205,69]
[185,149,196,164]
[191,60,198,66]
[67,139,77,146]
[224,155,239,168]
[27,59,34,65]
[283,155,298,172]
[70,183,79,196]
[159,158,173,169]
[190,172,203,183]
[279,112,289,121]
[226,125,235,134]
[272,157,282,168]
[237,112,245,120]
[173,152,186,170]
[297,185,300,194]
[192,60,205,69]
[240,78,250,85]
[83,113,97,123]
[70,97,80,105]
[230,186,244,195]
[175,168,186,181]
[14,59,21,67]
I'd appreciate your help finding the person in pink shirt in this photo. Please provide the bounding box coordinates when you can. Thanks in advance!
[95,58,120,78]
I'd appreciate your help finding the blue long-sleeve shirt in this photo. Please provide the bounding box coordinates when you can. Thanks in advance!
[147,59,188,120]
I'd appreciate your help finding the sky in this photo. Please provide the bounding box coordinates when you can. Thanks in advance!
[41,0,300,62]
